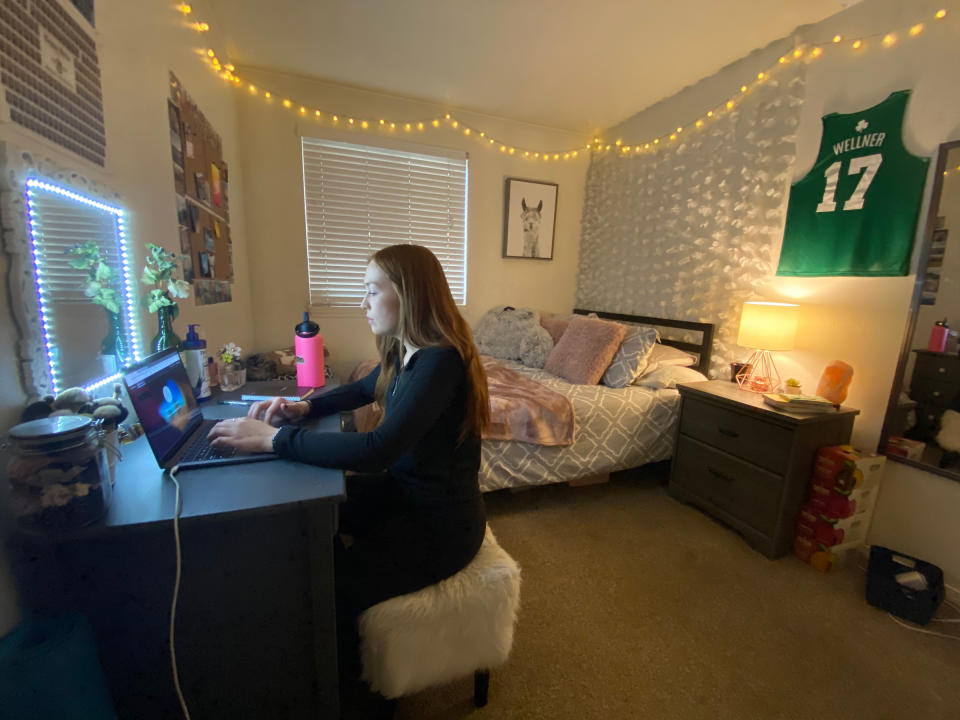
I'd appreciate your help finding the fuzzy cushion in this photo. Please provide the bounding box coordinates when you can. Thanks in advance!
[602,325,659,388]
[635,365,708,390]
[540,313,572,345]
[636,343,698,378]
[936,409,960,452]
[544,315,626,385]
[473,306,553,368]
[359,526,521,699]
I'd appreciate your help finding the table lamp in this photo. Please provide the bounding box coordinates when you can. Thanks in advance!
[736,301,799,393]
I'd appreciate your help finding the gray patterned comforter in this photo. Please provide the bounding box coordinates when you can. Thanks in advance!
[479,359,681,492]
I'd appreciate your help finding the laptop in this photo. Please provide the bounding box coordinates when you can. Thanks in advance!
[123,348,277,471]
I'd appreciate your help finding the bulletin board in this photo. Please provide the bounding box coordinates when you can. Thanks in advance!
[168,72,233,306]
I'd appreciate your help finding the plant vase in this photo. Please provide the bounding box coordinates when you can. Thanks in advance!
[151,303,181,354]
[100,309,130,374]
[220,361,246,392]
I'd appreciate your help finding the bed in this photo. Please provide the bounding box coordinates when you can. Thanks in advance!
[350,309,714,493]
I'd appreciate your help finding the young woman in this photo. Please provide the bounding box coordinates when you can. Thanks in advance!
[208,243,490,713]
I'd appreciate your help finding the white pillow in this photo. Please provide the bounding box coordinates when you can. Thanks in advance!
[636,366,708,390]
[638,343,698,377]
[602,325,659,388]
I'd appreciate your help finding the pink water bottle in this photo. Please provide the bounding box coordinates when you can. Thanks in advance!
[928,318,949,353]
[295,311,325,387]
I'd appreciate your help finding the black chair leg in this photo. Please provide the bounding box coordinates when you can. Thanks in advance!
[473,669,490,707]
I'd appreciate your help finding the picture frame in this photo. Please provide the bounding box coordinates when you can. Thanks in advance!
[502,177,558,260]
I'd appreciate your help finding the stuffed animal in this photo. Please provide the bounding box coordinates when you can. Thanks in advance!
[473,306,553,368]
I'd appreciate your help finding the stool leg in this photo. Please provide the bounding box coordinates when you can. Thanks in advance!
[474,669,490,707]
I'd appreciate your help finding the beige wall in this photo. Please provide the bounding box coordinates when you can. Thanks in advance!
[608,0,960,588]
[235,67,587,380]
[0,0,253,636]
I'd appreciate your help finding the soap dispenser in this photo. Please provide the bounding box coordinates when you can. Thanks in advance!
[180,324,211,400]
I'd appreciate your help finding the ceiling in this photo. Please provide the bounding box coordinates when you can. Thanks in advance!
[208,0,852,134]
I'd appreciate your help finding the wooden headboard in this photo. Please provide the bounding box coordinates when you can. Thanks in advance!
[573,309,715,376]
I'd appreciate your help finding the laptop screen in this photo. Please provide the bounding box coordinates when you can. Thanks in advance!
[124,350,203,464]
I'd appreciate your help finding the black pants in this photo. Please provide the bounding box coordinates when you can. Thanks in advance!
[334,473,486,710]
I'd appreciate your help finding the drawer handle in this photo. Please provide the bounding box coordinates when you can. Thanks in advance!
[939,367,946,373]
[933,391,941,397]
[707,465,736,483]
[717,427,739,438]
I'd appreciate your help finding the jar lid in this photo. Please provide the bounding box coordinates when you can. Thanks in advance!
[10,415,92,442]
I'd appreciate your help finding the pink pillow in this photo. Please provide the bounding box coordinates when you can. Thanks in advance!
[540,313,572,345]
[544,315,627,385]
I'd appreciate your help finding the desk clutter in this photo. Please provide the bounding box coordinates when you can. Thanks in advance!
[794,445,886,572]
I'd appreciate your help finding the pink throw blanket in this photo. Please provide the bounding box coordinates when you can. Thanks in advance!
[348,356,574,446]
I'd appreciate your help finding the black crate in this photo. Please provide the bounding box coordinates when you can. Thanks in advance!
[866,546,944,626]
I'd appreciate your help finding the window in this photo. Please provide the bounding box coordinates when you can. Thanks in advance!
[301,138,468,307]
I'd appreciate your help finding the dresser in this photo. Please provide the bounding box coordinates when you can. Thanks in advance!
[908,350,960,441]
[668,381,859,558]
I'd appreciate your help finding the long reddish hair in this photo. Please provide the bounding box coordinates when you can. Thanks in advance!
[370,244,489,442]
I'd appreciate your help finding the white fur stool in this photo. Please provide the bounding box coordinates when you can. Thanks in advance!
[358,525,521,705]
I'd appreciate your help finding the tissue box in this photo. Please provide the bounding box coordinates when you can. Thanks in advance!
[885,436,925,461]
[813,446,886,495]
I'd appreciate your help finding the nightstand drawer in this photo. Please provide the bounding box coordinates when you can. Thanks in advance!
[913,353,960,380]
[679,396,791,474]
[672,436,782,536]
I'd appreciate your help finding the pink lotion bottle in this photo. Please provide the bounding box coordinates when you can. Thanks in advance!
[295,311,325,387]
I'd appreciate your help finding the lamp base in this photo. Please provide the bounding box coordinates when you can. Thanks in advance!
[736,349,781,394]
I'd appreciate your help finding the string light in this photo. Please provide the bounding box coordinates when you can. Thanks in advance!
[182,8,949,161]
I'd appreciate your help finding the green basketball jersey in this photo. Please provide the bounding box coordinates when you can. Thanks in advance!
[777,90,929,276]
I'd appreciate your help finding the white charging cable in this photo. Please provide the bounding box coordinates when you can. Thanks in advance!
[167,464,193,720]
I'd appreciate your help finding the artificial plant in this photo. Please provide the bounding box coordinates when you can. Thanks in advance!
[66,241,121,313]
[140,243,191,316]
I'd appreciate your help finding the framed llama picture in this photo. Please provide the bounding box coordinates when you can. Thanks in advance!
[502,178,558,260]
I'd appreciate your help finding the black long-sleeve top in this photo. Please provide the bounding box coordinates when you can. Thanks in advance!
[272,345,482,506]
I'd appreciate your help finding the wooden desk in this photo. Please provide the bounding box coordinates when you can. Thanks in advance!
[8,386,346,719]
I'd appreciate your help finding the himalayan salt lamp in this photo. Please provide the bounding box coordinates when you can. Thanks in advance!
[816,361,854,404]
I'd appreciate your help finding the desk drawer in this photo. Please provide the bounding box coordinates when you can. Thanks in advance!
[672,435,782,536]
[913,354,960,381]
[679,396,792,474]
[910,377,960,408]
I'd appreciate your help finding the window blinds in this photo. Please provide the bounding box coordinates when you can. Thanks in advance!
[27,189,123,305]
[301,137,468,306]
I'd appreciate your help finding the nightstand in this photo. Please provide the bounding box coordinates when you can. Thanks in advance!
[668,380,859,558]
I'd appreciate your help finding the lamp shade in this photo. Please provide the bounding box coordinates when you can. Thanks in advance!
[737,301,798,351]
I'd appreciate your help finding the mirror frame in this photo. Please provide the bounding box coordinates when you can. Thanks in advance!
[880,139,960,480]
[0,142,143,398]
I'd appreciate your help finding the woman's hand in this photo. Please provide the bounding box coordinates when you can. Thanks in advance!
[207,417,280,453]
[247,398,310,427]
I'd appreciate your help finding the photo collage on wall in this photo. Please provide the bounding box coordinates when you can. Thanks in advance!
[169,72,234,306]
[921,218,949,306]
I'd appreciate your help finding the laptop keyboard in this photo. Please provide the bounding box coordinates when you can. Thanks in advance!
[181,433,238,462]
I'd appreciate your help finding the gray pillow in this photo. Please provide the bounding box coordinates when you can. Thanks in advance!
[602,325,659,388]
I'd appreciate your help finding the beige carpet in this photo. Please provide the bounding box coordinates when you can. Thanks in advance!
[396,469,960,720]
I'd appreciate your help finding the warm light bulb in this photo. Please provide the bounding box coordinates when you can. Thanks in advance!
[299,106,306,114]
[534,153,540,158]
[451,120,459,128]
[695,120,703,128]
[644,143,650,149]
[405,123,411,131]
[726,100,735,109]
[500,145,506,152]
[605,145,611,150]
[361,120,369,129]
[935,9,947,19]
[757,72,765,80]
[653,139,659,144]
[553,153,559,160]
[390,123,396,129]
[852,39,862,49]
[265,92,271,99]
[910,23,924,35]
[572,151,578,157]
[669,133,677,141]
[883,33,896,47]
[811,47,823,58]
[622,147,630,153]
[793,48,803,58]
[740,85,747,92]
[778,56,786,64]
[707,110,713,117]
[615,139,622,146]
[676,126,682,133]
[445,113,451,119]
[594,137,600,143]
[524,151,530,157]
[833,34,842,43]
[177,4,192,14]
[509,148,515,155]
[332,114,338,122]
[248,84,256,94]
[417,122,424,130]
[282,99,291,108]
[379,119,385,125]
[564,153,570,159]
[432,119,440,127]
[488,138,494,144]
[463,128,470,135]
[207,49,215,57]
[315,110,321,117]
[225,64,234,71]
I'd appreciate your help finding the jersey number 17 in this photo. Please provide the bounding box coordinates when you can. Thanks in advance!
[815,153,883,213]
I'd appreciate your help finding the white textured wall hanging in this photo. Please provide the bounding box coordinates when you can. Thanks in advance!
[576,64,806,379]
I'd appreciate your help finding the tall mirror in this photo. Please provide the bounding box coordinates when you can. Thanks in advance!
[1,147,143,398]
[882,140,960,477]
